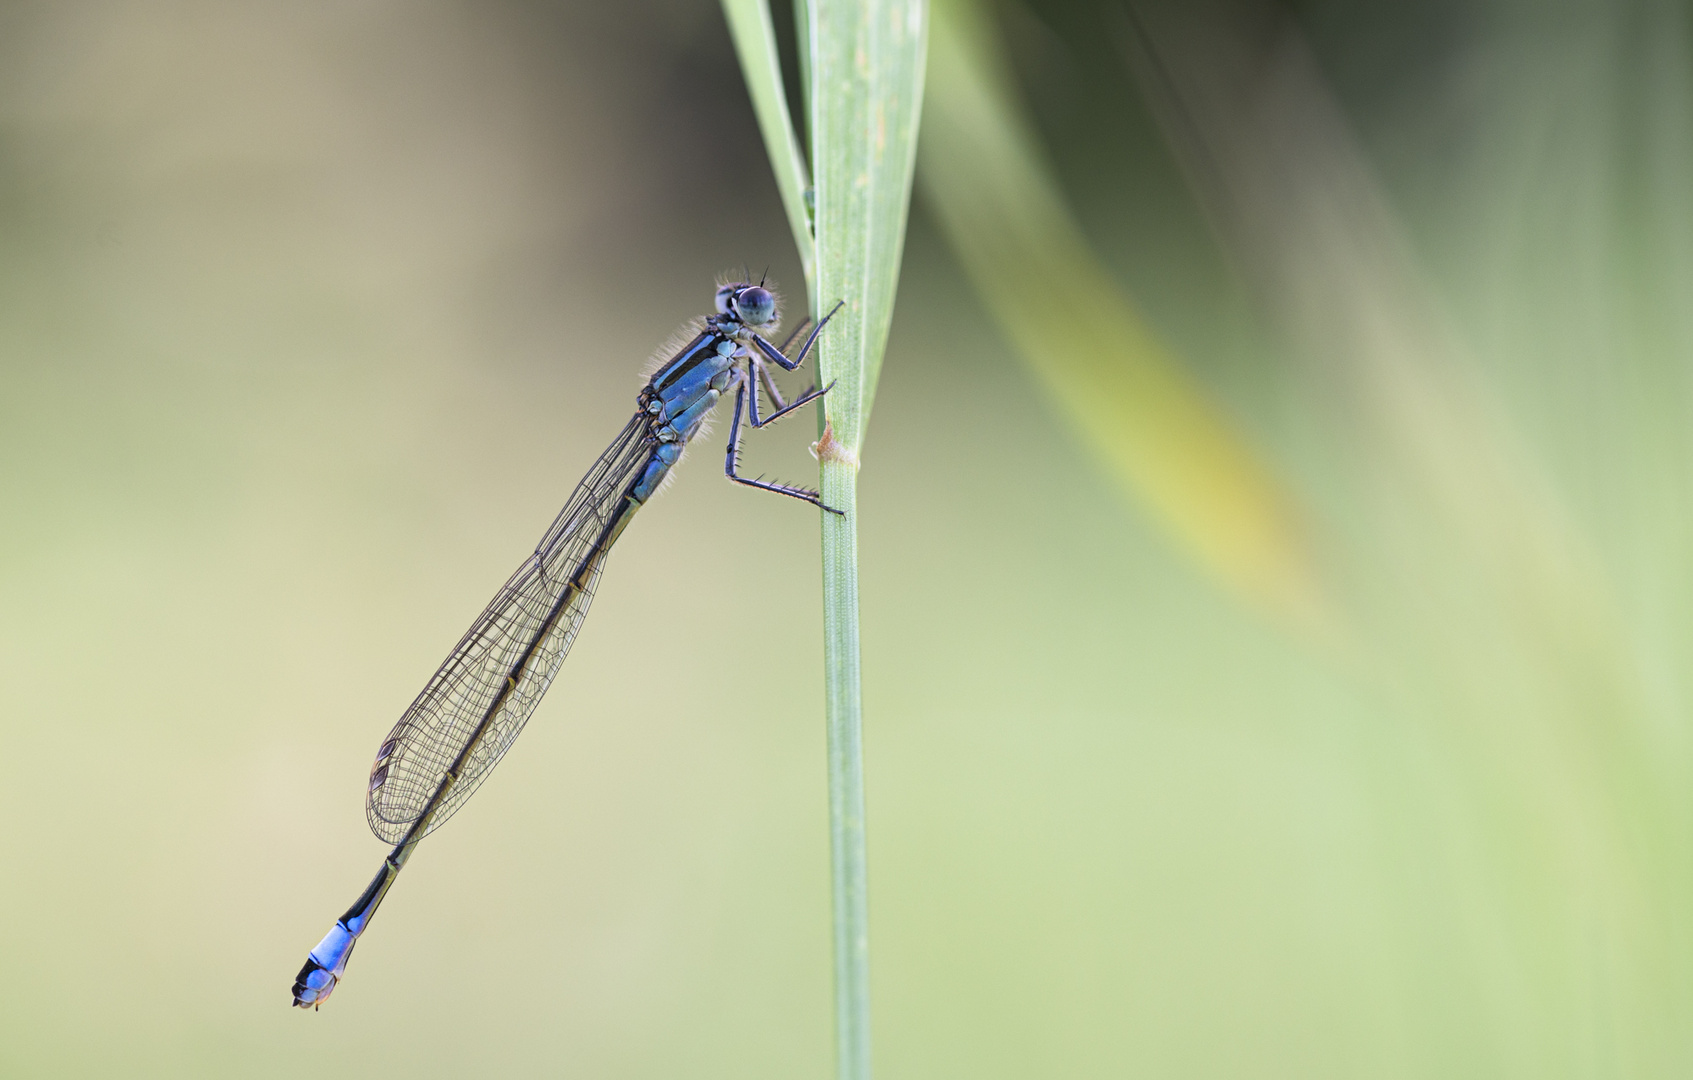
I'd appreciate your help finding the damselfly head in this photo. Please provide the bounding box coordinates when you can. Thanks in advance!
[715,276,781,327]
[729,285,777,328]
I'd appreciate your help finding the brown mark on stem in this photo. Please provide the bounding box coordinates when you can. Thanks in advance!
[811,419,860,469]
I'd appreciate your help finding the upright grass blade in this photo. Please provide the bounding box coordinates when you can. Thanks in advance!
[807,0,927,457]
[722,0,816,305]
[807,5,926,1079]
[725,3,927,1078]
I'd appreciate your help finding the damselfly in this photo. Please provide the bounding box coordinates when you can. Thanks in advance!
[291,280,840,1009]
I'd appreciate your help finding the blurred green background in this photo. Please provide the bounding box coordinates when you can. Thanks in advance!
[2,0,1690,1076]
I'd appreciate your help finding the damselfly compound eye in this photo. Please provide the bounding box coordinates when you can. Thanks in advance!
[732,286,776,326]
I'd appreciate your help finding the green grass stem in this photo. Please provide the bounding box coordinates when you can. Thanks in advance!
[721,0,816,307]
[724,3,927,1078]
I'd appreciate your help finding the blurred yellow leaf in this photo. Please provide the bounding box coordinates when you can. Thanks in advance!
[920,0,1322,625]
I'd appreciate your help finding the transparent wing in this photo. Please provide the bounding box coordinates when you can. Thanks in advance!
[365,413,655,844]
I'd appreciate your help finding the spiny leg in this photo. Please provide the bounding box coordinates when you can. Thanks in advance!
[747,364,834,429]
[752,299,844,371]
[753,300,842,413]
[755,319,812,416]
[724,380,842,514]
[756,358,790,411]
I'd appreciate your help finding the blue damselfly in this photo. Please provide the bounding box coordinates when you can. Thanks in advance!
[291,281,839,1009]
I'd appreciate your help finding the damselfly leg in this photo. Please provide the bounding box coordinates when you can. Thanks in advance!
[750,299,844,371]
[724,299,846,513]
[724,376,842,513]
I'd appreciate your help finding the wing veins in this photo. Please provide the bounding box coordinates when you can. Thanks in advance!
[365,413,655,843]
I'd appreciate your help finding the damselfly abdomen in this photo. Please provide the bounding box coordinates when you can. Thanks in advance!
[291,281,838,1009]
